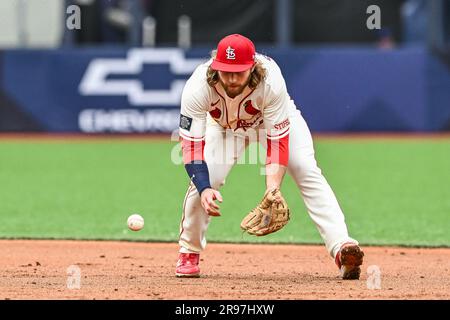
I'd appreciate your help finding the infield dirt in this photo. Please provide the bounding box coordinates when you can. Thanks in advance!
[0,240,449,300]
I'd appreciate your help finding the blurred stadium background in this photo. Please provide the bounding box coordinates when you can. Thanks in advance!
[0,0,449,132]
[0,0,449,246]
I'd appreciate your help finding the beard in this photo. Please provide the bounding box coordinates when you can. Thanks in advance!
[219,78,250,98]
[223,85,246,98]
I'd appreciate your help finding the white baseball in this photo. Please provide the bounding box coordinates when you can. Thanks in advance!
[127,214,144,231]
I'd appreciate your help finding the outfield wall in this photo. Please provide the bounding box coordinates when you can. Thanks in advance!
[0,46,449,132]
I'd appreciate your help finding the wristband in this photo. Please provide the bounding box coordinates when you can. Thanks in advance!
[185,161,211,195]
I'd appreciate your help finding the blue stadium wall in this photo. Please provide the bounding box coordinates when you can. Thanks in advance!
[0,46,449,132]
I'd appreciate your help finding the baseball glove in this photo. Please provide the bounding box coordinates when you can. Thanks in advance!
[240,188,290,236]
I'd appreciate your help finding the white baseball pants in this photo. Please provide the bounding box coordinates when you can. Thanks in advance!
[179,110,358,259]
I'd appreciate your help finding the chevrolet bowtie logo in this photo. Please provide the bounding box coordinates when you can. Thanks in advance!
[79,49,206,106]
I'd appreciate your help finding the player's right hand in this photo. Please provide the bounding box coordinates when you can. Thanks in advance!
[200,188,223,216]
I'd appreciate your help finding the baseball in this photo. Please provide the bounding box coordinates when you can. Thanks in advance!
[127,214,144,231]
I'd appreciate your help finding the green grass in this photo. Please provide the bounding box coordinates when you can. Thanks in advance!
[0,137,449,247]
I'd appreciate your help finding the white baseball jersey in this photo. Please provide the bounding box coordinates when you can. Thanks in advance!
[179,54,296,142]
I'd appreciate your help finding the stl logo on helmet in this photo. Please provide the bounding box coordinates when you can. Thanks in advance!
[226,46,235,60]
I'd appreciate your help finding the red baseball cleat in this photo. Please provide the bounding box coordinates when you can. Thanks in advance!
[335,243,364,280]
[175,253,200,278]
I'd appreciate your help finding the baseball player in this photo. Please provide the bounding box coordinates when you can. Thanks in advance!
[176,34,364,279]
